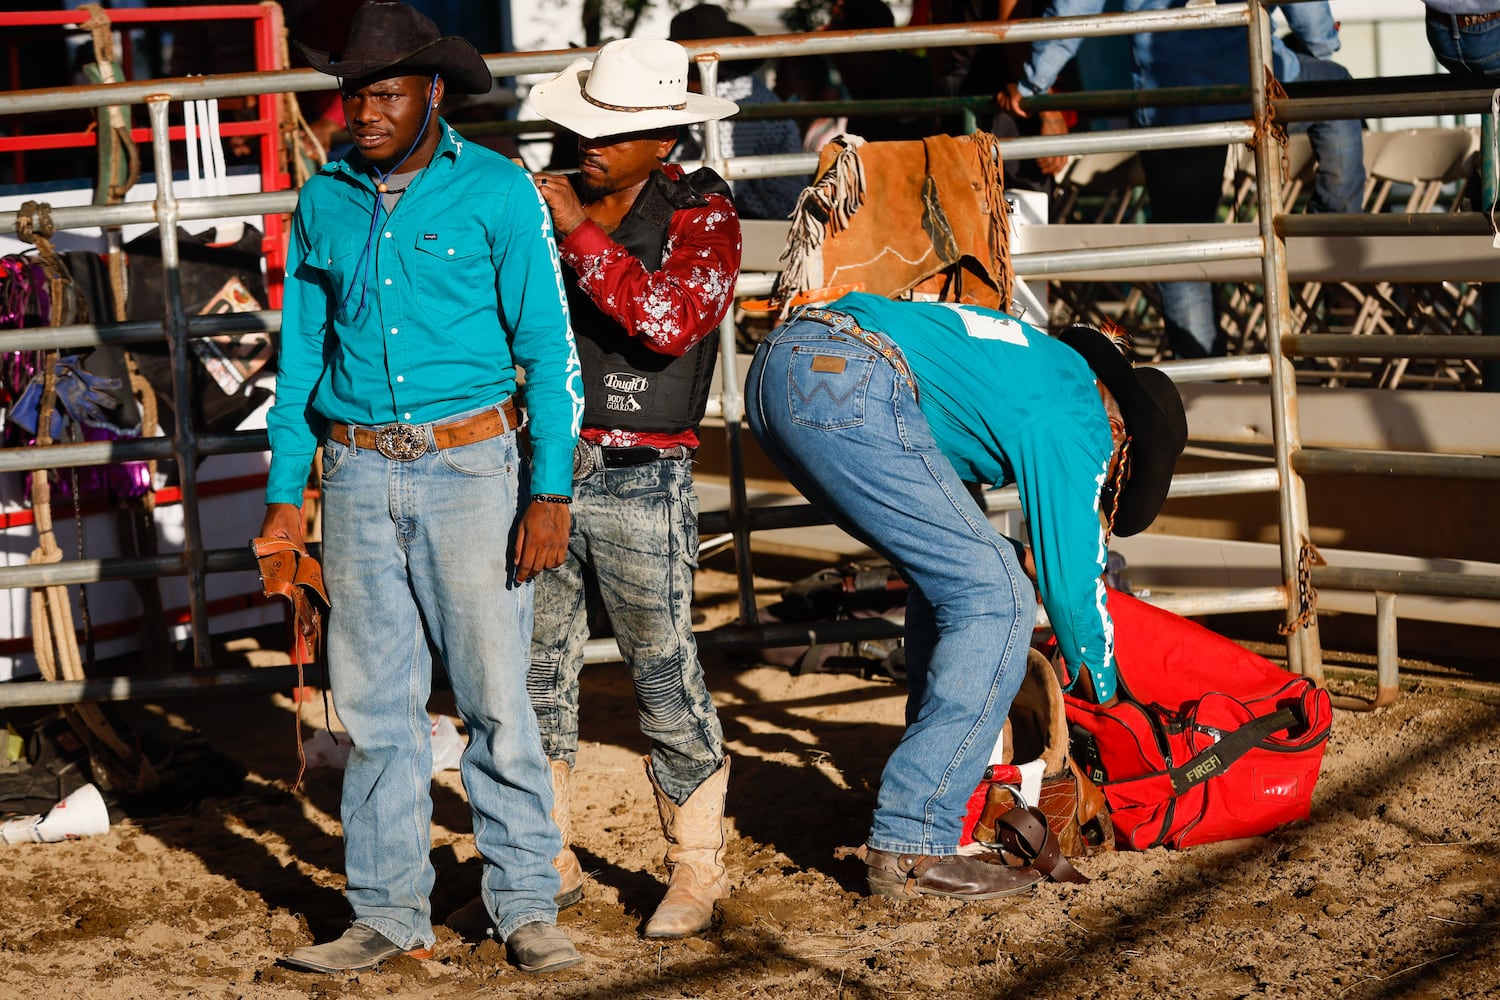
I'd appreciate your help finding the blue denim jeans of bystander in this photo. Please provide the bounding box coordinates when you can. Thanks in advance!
[1289,53,1367,216]
[528,455,724,805]
[744,317,1036,855]
[1427,10,1500,79]
[320,406,561,948]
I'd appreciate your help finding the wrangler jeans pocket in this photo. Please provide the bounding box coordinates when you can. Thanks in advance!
[786,345,876,431]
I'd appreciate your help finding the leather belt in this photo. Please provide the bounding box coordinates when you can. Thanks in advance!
[329,398,518,462]
[573,440,694,479]
[1456,9,1500,27]
[793,306,919,400]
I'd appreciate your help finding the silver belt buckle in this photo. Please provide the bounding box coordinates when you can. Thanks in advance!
[572,439,599,480]
[375,423,428,462]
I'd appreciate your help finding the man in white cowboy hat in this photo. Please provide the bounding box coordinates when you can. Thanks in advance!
[744,294,1187,899]
[522,37,741,938]
[261,0,585,976]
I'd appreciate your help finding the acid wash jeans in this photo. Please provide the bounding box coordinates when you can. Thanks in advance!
[744,317,1036,855]
[320,403,561,948]
[527,453,724,805]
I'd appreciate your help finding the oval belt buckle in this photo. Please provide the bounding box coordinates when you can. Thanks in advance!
[375,423,428,461]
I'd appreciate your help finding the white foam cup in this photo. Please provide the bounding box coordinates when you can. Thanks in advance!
[32,783,110,842]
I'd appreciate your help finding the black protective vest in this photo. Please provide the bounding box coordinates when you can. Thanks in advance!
[568,167,730,433]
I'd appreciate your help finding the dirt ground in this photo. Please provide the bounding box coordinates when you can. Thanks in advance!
[2,563,1498,1000]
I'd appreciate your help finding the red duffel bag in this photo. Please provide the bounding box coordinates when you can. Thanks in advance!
[1062,589,1333,850]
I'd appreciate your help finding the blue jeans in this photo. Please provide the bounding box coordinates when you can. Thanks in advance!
[1427,10,1500,79]
[1141,56,1365,357]
[527,452,723,805]
[1141,146,1226,359]
[745,317,1036,855]
[320,403,561,948]
[1289,53,1366,216]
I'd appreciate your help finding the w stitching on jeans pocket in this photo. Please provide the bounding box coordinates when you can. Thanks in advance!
[788,348,874,431]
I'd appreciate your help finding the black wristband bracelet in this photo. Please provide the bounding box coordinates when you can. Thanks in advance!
[531,493,572,504]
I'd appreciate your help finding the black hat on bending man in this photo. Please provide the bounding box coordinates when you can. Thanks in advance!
[1059,324,1189,538]
[294,1,493,95]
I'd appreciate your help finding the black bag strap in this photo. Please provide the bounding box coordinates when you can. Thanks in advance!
[1166,702,1303,795]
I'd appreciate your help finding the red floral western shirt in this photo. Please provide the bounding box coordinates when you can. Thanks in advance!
[557,164,742,450]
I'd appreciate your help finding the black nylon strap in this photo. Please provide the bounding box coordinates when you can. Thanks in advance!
[1166,704,1303,795]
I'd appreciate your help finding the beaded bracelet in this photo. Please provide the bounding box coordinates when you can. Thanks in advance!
[531,493,572,504]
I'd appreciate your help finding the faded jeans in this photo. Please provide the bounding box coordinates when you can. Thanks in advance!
[744,317,1036,855]
[527,453,724,805]
[320,404,561,948]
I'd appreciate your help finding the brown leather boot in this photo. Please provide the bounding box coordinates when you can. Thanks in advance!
[550,758,585,909]
[642,756,730,938]
[847,845,1044,900]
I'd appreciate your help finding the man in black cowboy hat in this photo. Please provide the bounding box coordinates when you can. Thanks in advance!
[744,292,1187,900]
[261,1,584,975]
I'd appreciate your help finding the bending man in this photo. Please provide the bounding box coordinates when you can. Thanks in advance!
[745,293,1187,898]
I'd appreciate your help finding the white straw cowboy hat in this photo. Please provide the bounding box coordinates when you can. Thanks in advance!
[528,37,739,139]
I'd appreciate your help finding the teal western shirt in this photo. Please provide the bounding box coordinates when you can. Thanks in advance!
[830,292,1121,701]
[266,121,583,505]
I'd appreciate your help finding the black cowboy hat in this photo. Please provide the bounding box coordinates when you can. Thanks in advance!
[1059,324,1189,537]
[668,4,764,79]
[294,1,492,95]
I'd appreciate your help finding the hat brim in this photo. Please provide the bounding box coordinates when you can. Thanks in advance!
[1059,326,1188,537]
[295,36,493,95]
[528,59,740,139]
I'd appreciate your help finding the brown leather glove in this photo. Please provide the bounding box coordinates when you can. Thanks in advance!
[251,537,329,660]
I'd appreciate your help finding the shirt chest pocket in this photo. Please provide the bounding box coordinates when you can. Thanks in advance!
[305,238,365,292]
[411,228,488,317]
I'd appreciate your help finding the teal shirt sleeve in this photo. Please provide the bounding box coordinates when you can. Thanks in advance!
[497,176,583,497]
[264,202,330,506]
[1016,420,1119,702]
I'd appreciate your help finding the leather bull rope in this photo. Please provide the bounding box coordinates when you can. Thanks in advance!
[80,6,141,204]
[81,6,173,670]
[15,203,156,795]
[251,538,329,790]
[764,131,1014,318]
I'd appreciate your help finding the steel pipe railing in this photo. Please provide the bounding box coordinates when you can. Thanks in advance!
[143,97,211,668]
[0,546,257,591]
[0,309,279,352]
[0,430,267,475]
[1015,235,1265,277]
[1283,334,1500,361]
[0,7,1251,116]
[1293,449,1500,481]
[0,191,296,238]
[1313,567,1500,602]
[1246,0,1322,681]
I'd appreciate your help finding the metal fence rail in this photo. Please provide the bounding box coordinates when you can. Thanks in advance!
[0,1,1493,709]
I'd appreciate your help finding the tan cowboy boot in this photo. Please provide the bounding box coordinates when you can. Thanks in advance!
[642,755,730,938]
[551,759,585,909]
